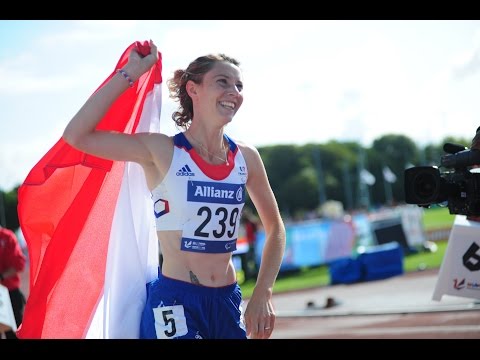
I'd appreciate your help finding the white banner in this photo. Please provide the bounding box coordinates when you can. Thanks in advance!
[400,205,426,247]
[0,284,16,333]
[432,215,480,301]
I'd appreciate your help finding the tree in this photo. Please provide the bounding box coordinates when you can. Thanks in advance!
[371,134,418,204]
[258,144,306,216]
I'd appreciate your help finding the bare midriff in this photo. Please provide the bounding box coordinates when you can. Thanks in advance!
[158,230,237,287]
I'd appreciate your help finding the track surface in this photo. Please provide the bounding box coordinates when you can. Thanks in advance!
[260,269,480,339]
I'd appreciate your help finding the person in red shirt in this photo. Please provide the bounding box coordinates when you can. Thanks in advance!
[0,227,26,339]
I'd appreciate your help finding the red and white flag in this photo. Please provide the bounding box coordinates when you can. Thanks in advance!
[16,41,162,338]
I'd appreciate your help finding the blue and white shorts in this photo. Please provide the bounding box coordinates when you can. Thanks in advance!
[140,272,247,339]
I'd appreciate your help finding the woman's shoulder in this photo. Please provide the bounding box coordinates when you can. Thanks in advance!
[235,139,261,160]
[228,137,258,154]
[137,132,175,146]
[229,138,264,170]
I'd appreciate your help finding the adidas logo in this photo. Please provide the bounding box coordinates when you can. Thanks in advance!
[176,164,195,176]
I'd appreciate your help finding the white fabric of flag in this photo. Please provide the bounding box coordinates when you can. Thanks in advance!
[86,84,162,339]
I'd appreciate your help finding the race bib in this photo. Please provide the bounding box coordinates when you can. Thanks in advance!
[153,304,188,339]
[181,180,245,253]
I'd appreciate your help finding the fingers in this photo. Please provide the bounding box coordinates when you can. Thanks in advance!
[260,316,275,339]
[145,40,159,66]
[246,316,275,339]
[249,324,273,339]
[149,39,157,55]
[131,40,158,60]
[261,324,273,339]
[243,299,276,339]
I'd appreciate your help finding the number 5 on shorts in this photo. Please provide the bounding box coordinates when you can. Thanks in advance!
[153,305,188,339]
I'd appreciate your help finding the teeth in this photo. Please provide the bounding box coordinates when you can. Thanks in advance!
[220,101,235,110]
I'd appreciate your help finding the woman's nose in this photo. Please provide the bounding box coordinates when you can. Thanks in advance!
[228,85,240,96]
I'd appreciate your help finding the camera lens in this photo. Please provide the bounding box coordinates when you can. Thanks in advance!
[414,172,436,199]
[404,166,442,205]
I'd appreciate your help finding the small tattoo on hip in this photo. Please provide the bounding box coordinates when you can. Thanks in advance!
[189,271,200,285]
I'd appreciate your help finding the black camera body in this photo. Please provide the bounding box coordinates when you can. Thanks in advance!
[404,143,480,217]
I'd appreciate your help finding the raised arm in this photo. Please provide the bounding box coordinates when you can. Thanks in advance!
[62,40,159,166]
[240,143,286,339]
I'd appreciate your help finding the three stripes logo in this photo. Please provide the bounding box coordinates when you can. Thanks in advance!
[176,164,195,176]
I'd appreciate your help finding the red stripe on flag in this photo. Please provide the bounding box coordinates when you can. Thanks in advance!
[17,41,162,338]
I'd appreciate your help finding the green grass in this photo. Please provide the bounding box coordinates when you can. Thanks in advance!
[422,206,455,230]
[240,241,447,298]
[240,266,330,298]
[403,240,447,272]
[240,207,454,299]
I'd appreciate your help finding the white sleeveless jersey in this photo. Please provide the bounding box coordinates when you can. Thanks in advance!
[151,132,248,254]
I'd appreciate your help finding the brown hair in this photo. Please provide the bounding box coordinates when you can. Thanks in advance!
[167,54,240,130]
